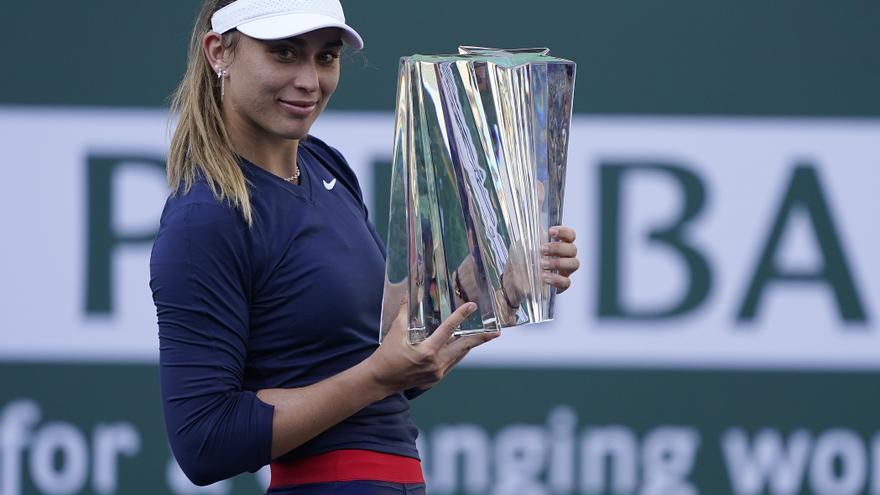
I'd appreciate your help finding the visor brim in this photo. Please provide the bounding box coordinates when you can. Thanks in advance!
[236,12,363,49]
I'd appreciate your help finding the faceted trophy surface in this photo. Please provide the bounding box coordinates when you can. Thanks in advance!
[380,46,576,344]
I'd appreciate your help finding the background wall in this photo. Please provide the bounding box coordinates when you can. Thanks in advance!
[1,1,879,494]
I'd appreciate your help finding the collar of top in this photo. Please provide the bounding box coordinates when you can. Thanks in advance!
[211,0,364,49]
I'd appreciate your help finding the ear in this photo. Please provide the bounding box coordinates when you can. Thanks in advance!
[203,31,228,71]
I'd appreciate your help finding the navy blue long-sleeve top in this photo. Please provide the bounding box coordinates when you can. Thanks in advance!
[149,136,419,486]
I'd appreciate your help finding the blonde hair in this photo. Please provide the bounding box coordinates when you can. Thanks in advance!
[167,0,253,225]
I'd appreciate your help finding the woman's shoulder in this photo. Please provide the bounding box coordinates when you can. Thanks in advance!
[300,133,342,159]
[161,177,248,232]
[301,134,357,173]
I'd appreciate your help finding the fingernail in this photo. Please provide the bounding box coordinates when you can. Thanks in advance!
[542,273,553,283]
[549,227,559,238]
[466,302,477,312]
[541,258,551,269]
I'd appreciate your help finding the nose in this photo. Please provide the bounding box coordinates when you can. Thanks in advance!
[293,61,320,94]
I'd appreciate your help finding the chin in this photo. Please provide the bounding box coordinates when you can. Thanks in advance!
[274,126,312,141]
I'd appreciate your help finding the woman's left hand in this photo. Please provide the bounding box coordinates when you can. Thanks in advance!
[541,226,579,294]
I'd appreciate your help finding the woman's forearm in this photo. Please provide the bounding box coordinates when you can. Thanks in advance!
[256,358,392,459]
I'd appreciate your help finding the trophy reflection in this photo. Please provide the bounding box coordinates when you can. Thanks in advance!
[380,47,576,344]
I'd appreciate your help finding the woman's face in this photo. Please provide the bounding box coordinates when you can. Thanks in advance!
[221,28,342,142]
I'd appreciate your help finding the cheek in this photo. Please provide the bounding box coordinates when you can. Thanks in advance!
[231,68,272,104]
[254,70,289,97]
[320,71,340,99]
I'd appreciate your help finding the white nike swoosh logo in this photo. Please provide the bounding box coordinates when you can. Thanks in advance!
[323,178,337,190]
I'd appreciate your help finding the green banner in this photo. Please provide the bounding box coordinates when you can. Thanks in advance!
[4,1,879,116]
[3,364,879,494]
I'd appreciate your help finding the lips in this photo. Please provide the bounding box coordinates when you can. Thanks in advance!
[278,99,318,117]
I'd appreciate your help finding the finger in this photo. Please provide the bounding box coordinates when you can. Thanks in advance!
[541,256,580,275]
[441,330,501,362]
[388,296,409,344]
[442,349,469,375]
[542,272,572,293]
[549,226,576,243]
[423,302,478,352]
[542,241,577,258]
[441,333,497,375]
[395,296,408,320]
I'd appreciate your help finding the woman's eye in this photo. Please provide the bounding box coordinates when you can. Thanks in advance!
[274,48,296,60]
[319,52,341,64]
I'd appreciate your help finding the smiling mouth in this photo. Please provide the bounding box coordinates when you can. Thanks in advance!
[278,99,318,116]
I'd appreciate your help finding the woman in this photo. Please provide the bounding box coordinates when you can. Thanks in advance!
[150,0,581,493]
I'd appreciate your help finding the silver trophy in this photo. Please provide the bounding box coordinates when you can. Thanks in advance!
[380,46,576,344]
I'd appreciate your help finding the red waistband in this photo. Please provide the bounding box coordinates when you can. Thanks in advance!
[269,449,424,488]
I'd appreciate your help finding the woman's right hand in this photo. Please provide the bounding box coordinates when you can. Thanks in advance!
[366,300,500,395]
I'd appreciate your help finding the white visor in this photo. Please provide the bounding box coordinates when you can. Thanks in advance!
[211,0,364,49]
